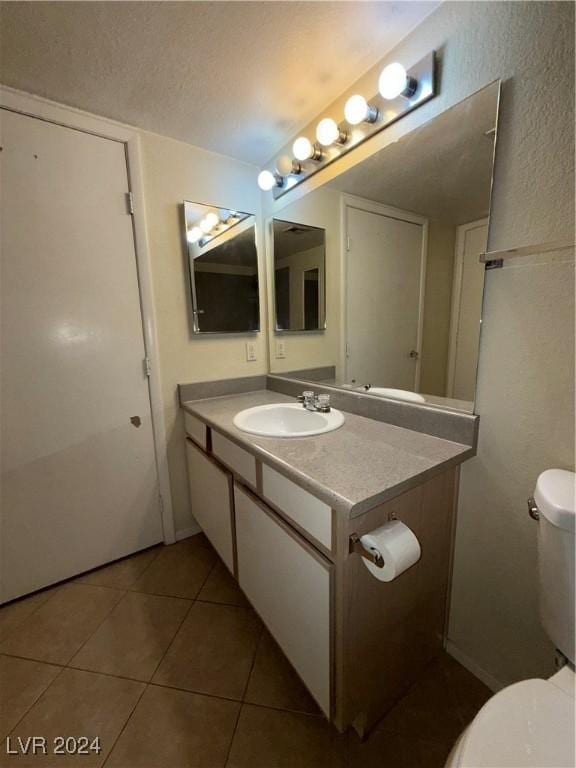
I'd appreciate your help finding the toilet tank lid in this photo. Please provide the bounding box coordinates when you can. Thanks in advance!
[534,469,575,532]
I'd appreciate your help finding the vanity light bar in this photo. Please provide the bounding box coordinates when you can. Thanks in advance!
[257,52,436,197]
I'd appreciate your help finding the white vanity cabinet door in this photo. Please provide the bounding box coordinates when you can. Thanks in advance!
[234,484,331,716]
[262,465,333,551]
[186,439,234,572]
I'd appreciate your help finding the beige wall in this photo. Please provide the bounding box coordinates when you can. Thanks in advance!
[140,132,265,536]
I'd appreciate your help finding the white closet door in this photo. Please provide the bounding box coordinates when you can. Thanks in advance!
[447,219,488,402]
[1,109,163,602]
[346,206,425,388]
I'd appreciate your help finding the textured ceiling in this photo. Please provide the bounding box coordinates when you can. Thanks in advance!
[328,82,499,225]
[0,1,439,164]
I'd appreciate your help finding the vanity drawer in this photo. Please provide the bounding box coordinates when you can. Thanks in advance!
[212,431,257,488]
[235,484,331,716]
[262,465,332,551]
[186,438,234,572]
[184,411,208,450]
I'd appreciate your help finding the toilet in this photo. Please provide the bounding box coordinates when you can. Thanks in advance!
[446,468,575,768]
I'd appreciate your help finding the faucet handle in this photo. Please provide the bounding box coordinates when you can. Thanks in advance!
[317,394,331,412]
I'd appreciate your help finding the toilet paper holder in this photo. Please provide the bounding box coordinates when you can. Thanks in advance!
[349,533,385,568]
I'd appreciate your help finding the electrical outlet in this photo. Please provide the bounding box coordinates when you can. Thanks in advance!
[275,339,286,359]
[245,341,257,362]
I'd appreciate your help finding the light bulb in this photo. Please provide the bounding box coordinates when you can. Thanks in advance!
[378,62,416,100]
[292,136,315,161]
[200,217,213,234]
[257,170,276,191]
[205,212,219,228]
[344,94,378,125]
[276,155,300,176]
[187,226,202,244]
[316,118,340,146]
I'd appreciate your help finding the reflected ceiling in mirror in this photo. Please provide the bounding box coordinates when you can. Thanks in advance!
[268,81,501,413]
[184,201,259,334]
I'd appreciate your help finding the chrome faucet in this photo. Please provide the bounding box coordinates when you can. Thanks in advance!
[296,391,331,413]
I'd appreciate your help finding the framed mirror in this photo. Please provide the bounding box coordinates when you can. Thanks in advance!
[184,201,259,334]
[273,219,326,332]
[267,81,501,413]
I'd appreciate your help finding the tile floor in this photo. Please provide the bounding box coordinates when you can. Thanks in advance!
[0,535,492,767]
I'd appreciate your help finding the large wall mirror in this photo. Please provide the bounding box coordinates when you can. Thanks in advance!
[268,81,500,412]
[184,201,259,334]
[273,219,326,332]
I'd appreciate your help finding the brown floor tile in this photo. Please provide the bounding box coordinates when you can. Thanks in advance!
[226,704,347,768]
[153,601,261,700]
[348,728,409,768]
[375,657,464,748]
[4,668,144,766]
[198,561,250,607]
[0,588,59,643]
[0,656,61,739]
[439,653,492,725]
[70,592,191,681]
[132,535,216,599]
[106,684,240,768]
[0,584,124,665]
[74,546,161,590]
[244,630,320,715]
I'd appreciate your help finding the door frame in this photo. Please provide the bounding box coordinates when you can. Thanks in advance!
[446,217,488,399]
[0,85,176,544]
[339,194,428,388]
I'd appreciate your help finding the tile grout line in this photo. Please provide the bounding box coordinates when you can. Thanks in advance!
[223,621,265,767]
[5,663,69,739]
[100,680,149,768]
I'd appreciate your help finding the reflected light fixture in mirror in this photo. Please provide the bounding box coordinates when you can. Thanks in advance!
[258,169,282,191]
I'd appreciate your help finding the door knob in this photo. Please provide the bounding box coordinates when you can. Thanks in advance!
[409,350,419,359]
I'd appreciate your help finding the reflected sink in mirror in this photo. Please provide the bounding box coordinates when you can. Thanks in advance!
[358,386,426,404]
[233,403,345,438]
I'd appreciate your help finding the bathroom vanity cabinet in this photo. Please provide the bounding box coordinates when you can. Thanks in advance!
[183,393,470,736]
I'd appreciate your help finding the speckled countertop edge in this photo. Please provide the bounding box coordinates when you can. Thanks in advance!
[182,390,474,518]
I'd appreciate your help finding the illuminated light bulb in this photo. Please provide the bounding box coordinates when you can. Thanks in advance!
[200,217,213,233]
[205,212,219,228]
[292,136,321,162]
[276,155,301,176]
[187,226,203,244]
[344,94,378,125]
[378,62,417,100]
[257,170,278,191]
[316,118,346,147]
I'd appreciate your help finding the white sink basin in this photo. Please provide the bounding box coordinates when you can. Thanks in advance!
[233,403,345,438]
[364,387,426,404]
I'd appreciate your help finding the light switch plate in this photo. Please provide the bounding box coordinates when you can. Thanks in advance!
[245,341,257,362]
[275,340,286,359]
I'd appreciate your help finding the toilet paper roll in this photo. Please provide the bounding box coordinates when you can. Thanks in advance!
[360,520,421,582]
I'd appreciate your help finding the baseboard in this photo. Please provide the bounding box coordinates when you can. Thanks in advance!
[446,640,505,693]
[175,523,202,541]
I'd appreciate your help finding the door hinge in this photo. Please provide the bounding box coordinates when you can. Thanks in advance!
[346,235,351,252]
[143,357,152,377]
[126,191,134,215]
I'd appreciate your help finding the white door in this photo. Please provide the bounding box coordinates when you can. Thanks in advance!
[1,109,163,602]
[345,205,426,388]
[446,219,488,402]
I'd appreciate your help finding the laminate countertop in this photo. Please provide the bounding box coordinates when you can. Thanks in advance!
[182,390,474,518]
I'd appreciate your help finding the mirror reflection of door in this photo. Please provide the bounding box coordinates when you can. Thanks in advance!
[303,268,320,330]
[345,204,426,389]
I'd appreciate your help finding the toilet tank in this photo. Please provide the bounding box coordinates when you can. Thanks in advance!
[534,469,575,664]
